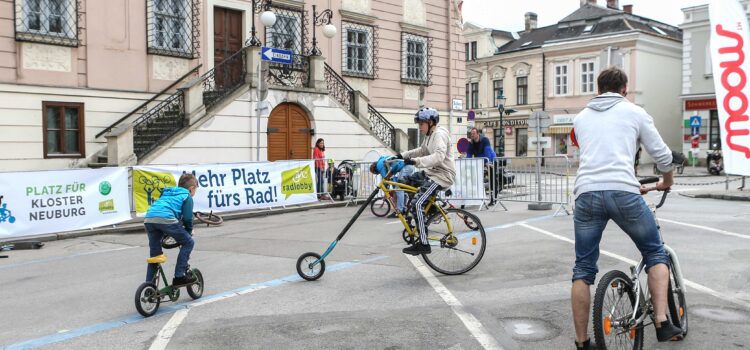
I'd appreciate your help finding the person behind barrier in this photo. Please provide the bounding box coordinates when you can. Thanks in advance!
[313,138,331,200]
[394,107,456,256]
[466,127,496,163]
[144,173,198,287]
[570,67,680,350]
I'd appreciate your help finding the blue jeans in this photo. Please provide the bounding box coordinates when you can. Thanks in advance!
[316,168,326,195]
[573,191,670,285]
[145,222,194,282]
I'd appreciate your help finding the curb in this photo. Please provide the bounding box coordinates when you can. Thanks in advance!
[1,200,349,245]
[679,193,750,201]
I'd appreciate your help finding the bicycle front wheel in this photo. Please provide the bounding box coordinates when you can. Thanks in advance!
[667,263,688,339]
[593,270,644,350]
[370,196,391,217]
[421,208,486,275]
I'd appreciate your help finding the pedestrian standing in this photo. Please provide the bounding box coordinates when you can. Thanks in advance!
[313,138,330,200]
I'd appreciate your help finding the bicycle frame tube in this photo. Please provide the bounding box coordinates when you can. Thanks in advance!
[664,244,686,295]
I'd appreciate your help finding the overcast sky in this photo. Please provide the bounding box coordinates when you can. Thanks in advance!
[462,0,710,31]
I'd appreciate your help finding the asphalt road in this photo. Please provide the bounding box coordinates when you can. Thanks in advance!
[1,177,749,350]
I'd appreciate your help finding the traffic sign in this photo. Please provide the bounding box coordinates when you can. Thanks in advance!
[467,110,475,121]
[457,138,470,153]
[691,136,700,149]
[452,99,463,111]
[691,126,700,136]
[261,47,293,65]
[690,116,701,128]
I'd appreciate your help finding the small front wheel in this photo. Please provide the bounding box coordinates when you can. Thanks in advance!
[135,282,161,317]
[370,197,391,217]
[186,268,204,299]
[297,252,325,281]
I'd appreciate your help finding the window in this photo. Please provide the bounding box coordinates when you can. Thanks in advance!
[581,61,595,94]
[15,0,78,46]
[408,128,423,150]
[521,41,532,47]
[554,64,568,95]
[266,13,303,54]
[517,76,528,105]
[342,22,376,78]
[470,82,479,109]
[651,26,667,36]
[465,83,470,109]
[709,110,721,149]
[401,33,430,85]
[516,128,528,156]
[43,102,84,158]
[583,24,594,33]
[464,41,477,61]
[494,128,505,156]
[554,134,569,155]
[147,0,198,58]
[493,80,504,105]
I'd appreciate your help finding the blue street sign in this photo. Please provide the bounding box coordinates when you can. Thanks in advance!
[690,116,701,128]
[468,110,475,121]
[691,126,700,136]
[261,47,293,65]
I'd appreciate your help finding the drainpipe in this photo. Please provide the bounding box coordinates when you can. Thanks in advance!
[542,52,546,111]
[446,0,454,137]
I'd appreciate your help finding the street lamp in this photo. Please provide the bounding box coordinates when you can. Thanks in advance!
[246,0,276,47]
[496,93,507,156]
[309,4,336,56]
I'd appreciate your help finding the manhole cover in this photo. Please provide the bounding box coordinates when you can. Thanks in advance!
[692,305,750,323]
[499,317,560,341]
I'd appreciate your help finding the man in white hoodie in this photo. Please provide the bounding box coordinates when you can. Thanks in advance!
[571,67,682,349]
[396,107,456,255]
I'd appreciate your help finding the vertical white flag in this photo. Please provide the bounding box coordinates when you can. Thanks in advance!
[709,0,750,175]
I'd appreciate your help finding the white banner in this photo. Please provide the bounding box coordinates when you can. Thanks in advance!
[0,168,131,239]
[450,158,486,207]
[710,0,750,175]
[132,161,318,215]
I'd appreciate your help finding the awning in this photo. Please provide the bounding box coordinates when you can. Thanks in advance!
[547,125,573,134]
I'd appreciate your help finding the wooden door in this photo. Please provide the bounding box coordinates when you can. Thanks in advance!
[267,103,311,161]
[213,7,243,87]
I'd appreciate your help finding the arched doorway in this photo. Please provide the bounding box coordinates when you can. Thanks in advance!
[267,103,312,161]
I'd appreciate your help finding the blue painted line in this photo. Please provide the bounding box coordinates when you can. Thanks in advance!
[0,247,136,271]
[2,255,388,350]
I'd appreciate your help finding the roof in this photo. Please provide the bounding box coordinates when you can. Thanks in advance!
[495,4,682,55]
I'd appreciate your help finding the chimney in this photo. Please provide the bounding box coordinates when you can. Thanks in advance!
[580,0,597,7]
[606,0,619,9]
[623,4,632,13]
[525,12,538,32]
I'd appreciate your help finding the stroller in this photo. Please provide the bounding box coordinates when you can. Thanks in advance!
[330,160,357,200]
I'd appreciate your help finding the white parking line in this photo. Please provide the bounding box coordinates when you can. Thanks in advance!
[149,309,189,350]
[658,218,750,240]
[519,223,750,310]
[406,255,504,350]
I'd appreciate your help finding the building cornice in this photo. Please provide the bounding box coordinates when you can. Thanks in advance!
[400,22,430,36]
[271,0,304,10]
[339,10,377,24]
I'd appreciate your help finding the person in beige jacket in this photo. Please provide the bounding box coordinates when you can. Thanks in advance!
[396,107,456,255]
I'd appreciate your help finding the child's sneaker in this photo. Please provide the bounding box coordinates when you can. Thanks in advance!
[402,243,431,255]
[172,274,197,287]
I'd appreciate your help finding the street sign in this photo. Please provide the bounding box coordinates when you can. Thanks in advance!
[457,137,470,153]
[691,136,700,149]
[528,136,551,149]
[690,116,701,128]
[467,110,475,121]
[528,112,551,128]
[452,99,463,111]
[261,47,293,65]
[691,126,700,136]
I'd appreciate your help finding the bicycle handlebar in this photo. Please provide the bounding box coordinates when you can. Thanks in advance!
[638,177,669,209]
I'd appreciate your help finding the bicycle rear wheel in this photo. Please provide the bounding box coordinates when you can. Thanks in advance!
[370,196,391,217]
[593,270,644,350]
[421,208,486,275]
[667,263,688,339]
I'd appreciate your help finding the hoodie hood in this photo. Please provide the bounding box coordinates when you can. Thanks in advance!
[161,186,189,197]
[586,92,626,112]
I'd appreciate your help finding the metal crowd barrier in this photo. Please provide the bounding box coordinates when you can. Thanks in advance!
[490,156,571,216]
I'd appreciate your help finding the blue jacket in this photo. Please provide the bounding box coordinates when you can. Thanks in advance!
[467,136,496,162]
[375,155,404,179]
[145,187,194,233]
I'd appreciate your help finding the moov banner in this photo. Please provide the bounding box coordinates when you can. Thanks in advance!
[0,167,131,239]
[132,160,317,215]
[709,0,750,175]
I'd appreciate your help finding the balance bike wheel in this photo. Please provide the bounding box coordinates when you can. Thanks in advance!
[297,252,325,281]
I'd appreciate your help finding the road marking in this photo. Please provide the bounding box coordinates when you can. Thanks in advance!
[519,223,750,310]
[3,256,388,350]
[0,246,137,270]
[148,308,189,350]
[406,255,504,350]
[659,218,750,240]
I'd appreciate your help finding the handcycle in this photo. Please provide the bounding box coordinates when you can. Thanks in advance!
[297,159,486,280]
[592,177,688,349]
[134,236,205,317]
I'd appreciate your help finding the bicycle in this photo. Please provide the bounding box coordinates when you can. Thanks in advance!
[297,159,486,280]
[194,211,224,226]
[134,253,205,317]
[592,177,688,349]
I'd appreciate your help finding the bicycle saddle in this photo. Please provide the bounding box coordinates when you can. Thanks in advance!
[147,254,167,264]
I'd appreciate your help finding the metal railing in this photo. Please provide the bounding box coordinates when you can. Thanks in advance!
[491,156,571,215]
[202,49,246,109]
[367,105,395,149]
[323,63,355,113]
[266,55,310,88]
[132,91,186,158]
[96,64,202,138]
